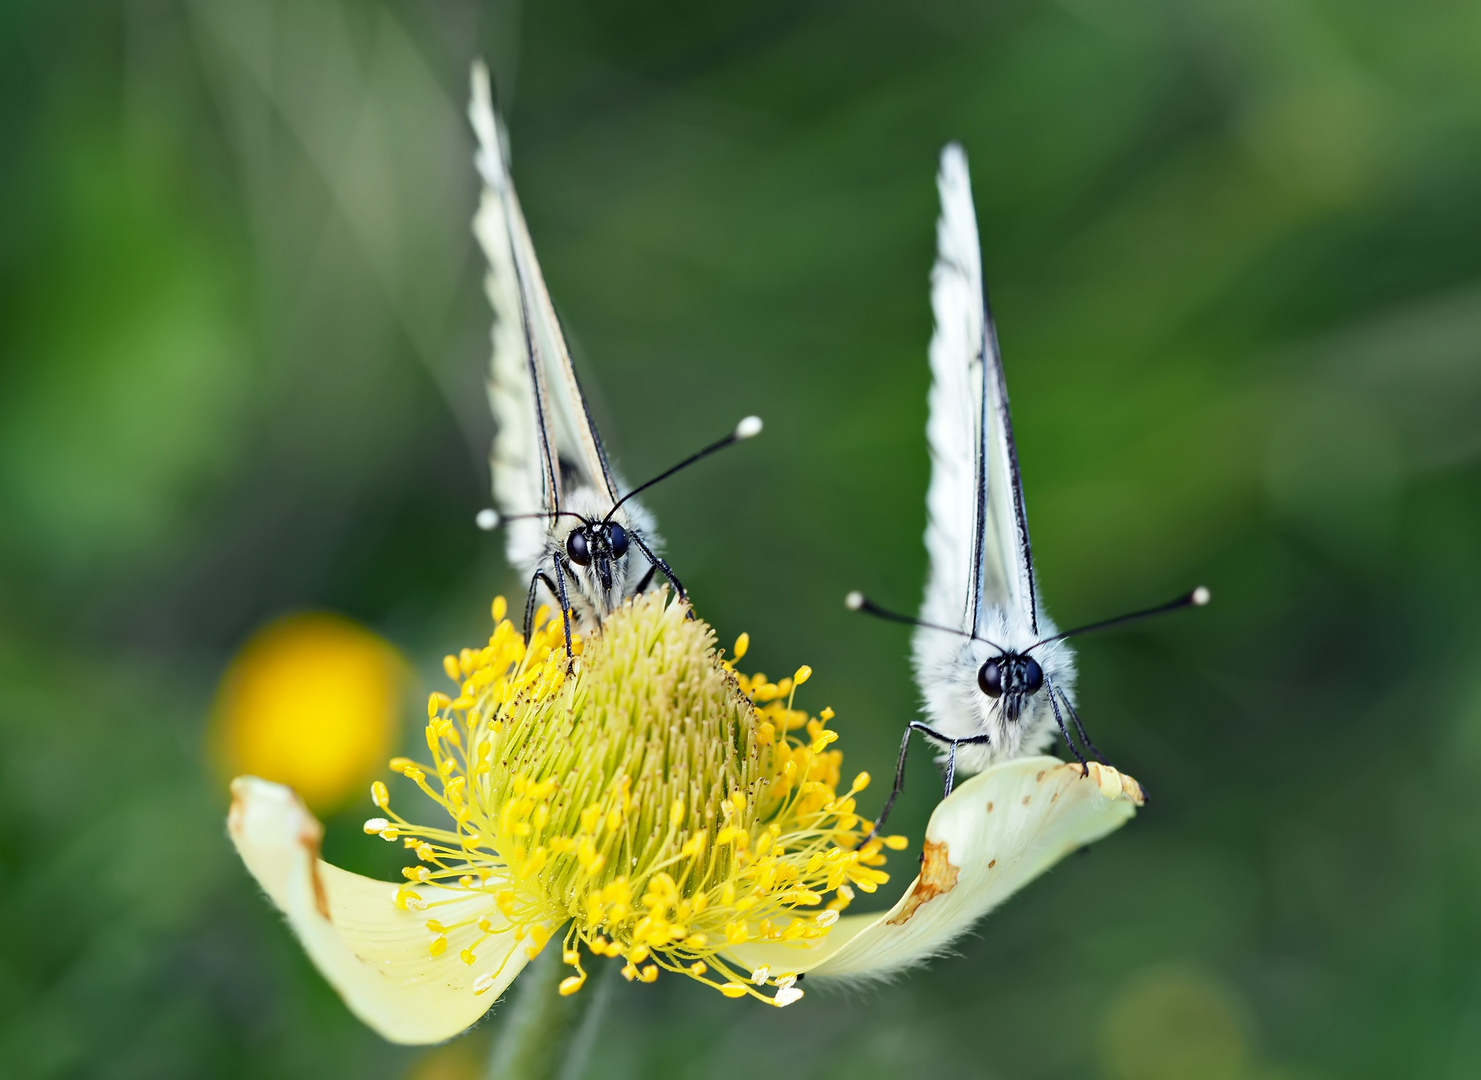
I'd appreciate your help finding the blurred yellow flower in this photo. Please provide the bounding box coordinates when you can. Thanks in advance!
[215,612,403,812]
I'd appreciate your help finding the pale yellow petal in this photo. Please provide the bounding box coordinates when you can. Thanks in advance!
[726,756,1141,980]
[228,776,552,1044]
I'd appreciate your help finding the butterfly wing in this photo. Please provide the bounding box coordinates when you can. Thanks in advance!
[469,64,623,578]
[919,144,1039,639]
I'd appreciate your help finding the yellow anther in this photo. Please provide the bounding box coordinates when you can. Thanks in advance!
[883,834,909,850]
[443,655,460,681]
[733,632,749,660]
[670,798,685,828]
[793,665,812,686]
[559,973,586,996]
[363,816,389,834]
[429,935,448,956]
[460,948,477,965]
[492,596,507,623]
[394,887,423,911]
[852,771,870,792]
[719,983,748,998]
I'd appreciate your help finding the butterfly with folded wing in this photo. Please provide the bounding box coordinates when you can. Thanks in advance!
[469,64,760,653]
[851,144,1208,835]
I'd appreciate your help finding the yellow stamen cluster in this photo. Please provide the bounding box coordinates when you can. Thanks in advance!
[366,590,902,1007]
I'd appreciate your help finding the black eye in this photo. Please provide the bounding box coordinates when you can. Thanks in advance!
[608,523,628,557]
[1023,657,1043,693]
[566,529,591,565]
[977,660,1003,698]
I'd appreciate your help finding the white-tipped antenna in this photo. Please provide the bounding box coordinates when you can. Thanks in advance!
[602,416,766,521]
[846,589,1000,646]
[475,508,501,531]
[1028,585,1212,649]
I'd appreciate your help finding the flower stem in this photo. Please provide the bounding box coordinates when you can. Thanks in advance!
[486,947,614,1080]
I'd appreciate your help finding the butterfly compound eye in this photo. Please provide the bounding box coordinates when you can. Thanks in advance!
[977,660,1003,698]
[607,523,629,557]
[1023,657,1044,693]
[566,529,591,565]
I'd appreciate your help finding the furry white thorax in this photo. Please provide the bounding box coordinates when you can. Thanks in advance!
[911,603,1076,776]
[520,484,661,633]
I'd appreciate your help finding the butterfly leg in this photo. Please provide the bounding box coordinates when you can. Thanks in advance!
[551,560,577,657]
[861,725,916,843]
[629,533,690,610]
[634,563,658,593]
[1055,685,1107,766]
[523,568,562,639]
[1046,680,1089,776]
[862,722,990,844]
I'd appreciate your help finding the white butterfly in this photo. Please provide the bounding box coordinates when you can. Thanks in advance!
[468,63,760,650]
[851,144,1206,829]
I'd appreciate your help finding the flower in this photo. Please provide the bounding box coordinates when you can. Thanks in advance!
[229,591,894,1043]
[215,612,404,812]
[228,591,1144,1045]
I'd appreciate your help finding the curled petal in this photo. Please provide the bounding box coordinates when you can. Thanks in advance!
[725,757,1141,980]
[229,776,548,1044]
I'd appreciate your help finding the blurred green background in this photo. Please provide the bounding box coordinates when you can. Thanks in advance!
[5,0,1481,1076]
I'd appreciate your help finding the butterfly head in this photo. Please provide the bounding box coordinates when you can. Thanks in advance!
[976,653,1042,698]
[564,519,631,591]
[549,485,658,616]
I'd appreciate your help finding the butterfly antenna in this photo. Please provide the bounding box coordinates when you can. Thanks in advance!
[602,416,763,523]
[1028,586,1209,649]
[845,592,1002,650]
[476,509,591,531]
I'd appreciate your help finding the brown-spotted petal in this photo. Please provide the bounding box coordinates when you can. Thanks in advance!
[228,776,549,1044]
[726,756,1142,981]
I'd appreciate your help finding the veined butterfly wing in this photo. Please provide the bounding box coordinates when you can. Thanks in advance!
[469,63,660,637]
[919,143,1038,642]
